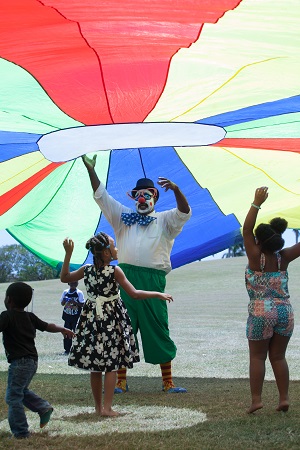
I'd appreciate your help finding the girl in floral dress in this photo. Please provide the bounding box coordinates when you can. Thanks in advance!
[243,187,300,414]
[60,232,173,417]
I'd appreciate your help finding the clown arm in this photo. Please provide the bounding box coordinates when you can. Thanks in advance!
[82,154,100,192]
[157,177,190,214]
[82,154,130,230]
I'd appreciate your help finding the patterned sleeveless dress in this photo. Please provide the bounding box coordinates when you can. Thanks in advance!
[245,252,294,340]
[68,264,139,372]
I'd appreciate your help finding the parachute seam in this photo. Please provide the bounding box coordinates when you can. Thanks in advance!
[138,149,147,178]
[226,116,300,133]
[170,57,285,122]
[1,157,48,186]
[14,161,74,225]
[220,146,300,195]
[37,0,114,124]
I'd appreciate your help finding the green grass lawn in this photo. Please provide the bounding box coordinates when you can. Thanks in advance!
[1,257,300,448]
[1,373,300,449]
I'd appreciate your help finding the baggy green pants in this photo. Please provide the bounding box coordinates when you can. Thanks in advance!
[119,263,177,364]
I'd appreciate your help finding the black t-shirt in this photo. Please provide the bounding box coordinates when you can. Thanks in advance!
[0,309,48,362]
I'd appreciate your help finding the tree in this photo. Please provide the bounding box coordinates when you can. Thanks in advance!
[0,246,14,282]
[0,244,59,282]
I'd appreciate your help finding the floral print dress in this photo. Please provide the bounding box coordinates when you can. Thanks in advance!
[68,264,139,372]
[245,252,294,340]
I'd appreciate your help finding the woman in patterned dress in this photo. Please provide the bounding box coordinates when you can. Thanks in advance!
[60,232,173,417]
[243,186,300,414]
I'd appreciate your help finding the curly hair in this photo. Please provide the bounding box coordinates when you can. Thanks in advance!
[255,217,288,253]
[85,232,110,268]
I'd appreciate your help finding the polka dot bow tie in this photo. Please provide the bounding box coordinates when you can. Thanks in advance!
[121,212,157,226]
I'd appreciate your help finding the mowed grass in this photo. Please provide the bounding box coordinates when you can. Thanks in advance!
[1,373,300,449]
[1,257,300,449]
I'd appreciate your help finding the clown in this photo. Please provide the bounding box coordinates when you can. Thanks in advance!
[82,154,191,393]
[131,180,158,214]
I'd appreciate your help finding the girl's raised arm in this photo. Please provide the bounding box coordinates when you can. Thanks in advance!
[60,238,85,283]
[114,266,173,303]
[243,187,268,260]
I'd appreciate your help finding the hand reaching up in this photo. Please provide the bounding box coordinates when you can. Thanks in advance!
[253,187,268,207]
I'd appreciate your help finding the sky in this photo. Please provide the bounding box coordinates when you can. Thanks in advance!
[0,229,298,260]
[0,230,18,246]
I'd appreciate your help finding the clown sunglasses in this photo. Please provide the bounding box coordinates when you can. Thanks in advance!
[127,188,158,200]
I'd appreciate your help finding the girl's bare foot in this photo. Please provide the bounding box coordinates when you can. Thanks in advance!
[276,401,289,412]
[247,402,263,414]
[101,408,120,417]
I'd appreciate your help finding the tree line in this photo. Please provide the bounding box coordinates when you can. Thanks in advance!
[0,244,59,283]
[1,231,297,282]
[0,241,247,283]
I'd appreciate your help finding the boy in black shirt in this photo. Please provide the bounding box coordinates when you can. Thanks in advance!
[0,282,74,439]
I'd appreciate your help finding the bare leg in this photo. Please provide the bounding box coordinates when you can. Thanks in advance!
[102,371,119,417]
[247,339,270,413]
[269,333,290,412]
[90,372,103,415]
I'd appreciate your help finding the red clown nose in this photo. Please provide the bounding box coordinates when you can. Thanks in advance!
[138,197,146,204]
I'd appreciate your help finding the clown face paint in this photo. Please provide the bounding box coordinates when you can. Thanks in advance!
[134,189,156,215]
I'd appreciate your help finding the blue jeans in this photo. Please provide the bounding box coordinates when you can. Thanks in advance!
[63,313,80,353]
[5,357,52,438]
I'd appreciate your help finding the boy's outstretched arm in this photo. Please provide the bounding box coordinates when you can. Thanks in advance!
[46,323,75,339]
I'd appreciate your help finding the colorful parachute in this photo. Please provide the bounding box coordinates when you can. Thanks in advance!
[0,0,299,270]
